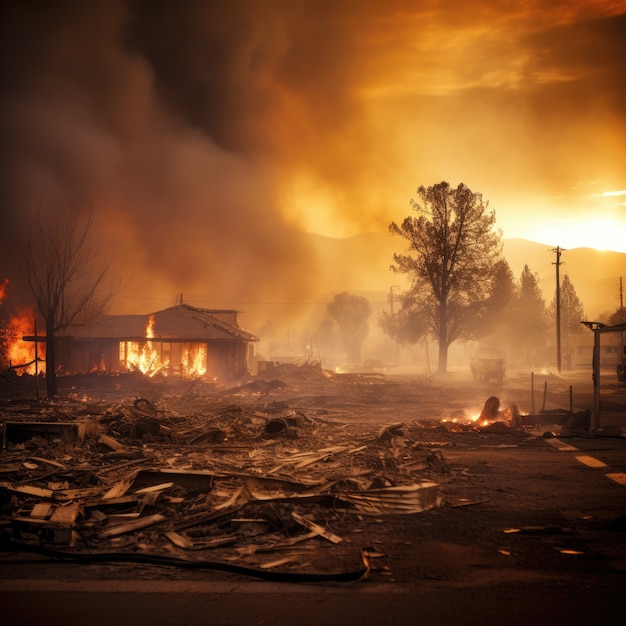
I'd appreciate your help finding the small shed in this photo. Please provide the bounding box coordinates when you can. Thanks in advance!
[51,304,259,379]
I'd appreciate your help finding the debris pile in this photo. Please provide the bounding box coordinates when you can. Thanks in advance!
[0,369,450,582]
[2,363,588,581]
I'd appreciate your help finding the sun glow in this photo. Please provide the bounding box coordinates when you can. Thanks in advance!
[285,174,359,238]
[522,216,626,253]
[529,219,626,252]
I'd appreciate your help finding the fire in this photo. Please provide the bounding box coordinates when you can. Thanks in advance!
[181,343,207,377]
[120,315,165,376]
[443,406,513,429]
[467,412,492,428]
[4,306,45,375]
[119,315,207,378]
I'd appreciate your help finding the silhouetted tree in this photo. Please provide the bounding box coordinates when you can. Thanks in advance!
[509,265,549,366]
[326,292,372,363]
[314,316,338,364]
[17,203,115,397]
[608,306,626,326]
[385,181,508,373]
[379,289,430,346]
[549,274,586,369]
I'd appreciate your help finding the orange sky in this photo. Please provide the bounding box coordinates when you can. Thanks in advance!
[0,0,624,328]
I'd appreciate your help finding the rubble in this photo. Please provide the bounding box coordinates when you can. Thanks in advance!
[1,364,581,582]
[0,366,457,582]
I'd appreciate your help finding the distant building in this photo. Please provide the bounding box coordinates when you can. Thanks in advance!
[568,328,623,370]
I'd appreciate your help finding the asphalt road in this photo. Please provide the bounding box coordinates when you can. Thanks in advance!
[2,579,623,626]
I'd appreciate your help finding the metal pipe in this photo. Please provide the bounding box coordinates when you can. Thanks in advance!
[593,327,601,431]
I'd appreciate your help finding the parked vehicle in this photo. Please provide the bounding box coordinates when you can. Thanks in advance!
[470,348,505,385]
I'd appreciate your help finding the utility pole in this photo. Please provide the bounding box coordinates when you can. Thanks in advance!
[551,246,565,374]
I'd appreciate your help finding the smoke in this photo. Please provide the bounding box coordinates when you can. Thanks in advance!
[1,0,625,335]
[0,1,315,324]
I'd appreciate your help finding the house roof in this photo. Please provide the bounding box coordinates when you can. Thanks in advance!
[57,304,259,343]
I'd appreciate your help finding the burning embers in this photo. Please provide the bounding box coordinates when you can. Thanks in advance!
[119,315,207,378]
[443,396,513,430]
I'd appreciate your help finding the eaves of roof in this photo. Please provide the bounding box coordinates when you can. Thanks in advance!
[53,305,259,343]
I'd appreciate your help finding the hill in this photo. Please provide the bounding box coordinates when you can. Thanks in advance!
[503,238,624,319]
[306,233,624,321]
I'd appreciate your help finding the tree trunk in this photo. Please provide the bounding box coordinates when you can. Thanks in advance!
[438,299,448,374]
[437,339,448,374]
[45,322,58,398]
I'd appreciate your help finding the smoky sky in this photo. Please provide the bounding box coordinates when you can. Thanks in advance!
[1,0,625,326]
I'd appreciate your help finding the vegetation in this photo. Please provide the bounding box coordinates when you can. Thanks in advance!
[17,204,115,397]
[549,274,586,369]
[382,181,511,374]
[608,306,626,326]
[505,265,550,366]
[325,292,372,364]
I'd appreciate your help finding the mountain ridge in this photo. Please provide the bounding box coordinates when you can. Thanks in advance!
[306,232,625,320]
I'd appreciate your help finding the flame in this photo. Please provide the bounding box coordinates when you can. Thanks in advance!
[466,413,491,428]
[4,306,45,374]
[119,315,164,376]
[181,343,207,377]
[119,315,207,378]
[444,407,513,429]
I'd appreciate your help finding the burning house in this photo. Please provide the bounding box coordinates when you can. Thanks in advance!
[24,303,259,379]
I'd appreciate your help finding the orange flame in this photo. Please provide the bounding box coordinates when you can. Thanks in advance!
[119,315,165,376]
[181,343,207,377]
[4,306,45,374]
[119,315,207,378]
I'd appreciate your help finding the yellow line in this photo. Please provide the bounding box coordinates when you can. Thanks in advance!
[544,438,579,452]
[575,455,608,468]
[544,439,624,485]
[606,472,626,487]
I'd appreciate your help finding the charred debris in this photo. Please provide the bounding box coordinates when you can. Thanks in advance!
[0,363,587,582]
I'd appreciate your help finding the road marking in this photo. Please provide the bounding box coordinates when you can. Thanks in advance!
[606,472,626,486]
[575,455,608,468]
[544,438,578,452]
[544,438,625,486]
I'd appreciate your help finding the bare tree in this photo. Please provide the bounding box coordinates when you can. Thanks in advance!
[386,181,508,374]
[18,203,116,397]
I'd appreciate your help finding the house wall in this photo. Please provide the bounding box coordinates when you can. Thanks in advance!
[206,343,250,378]
[57,338,114,373]
[568,332,623,369]
[56,337,252,379]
